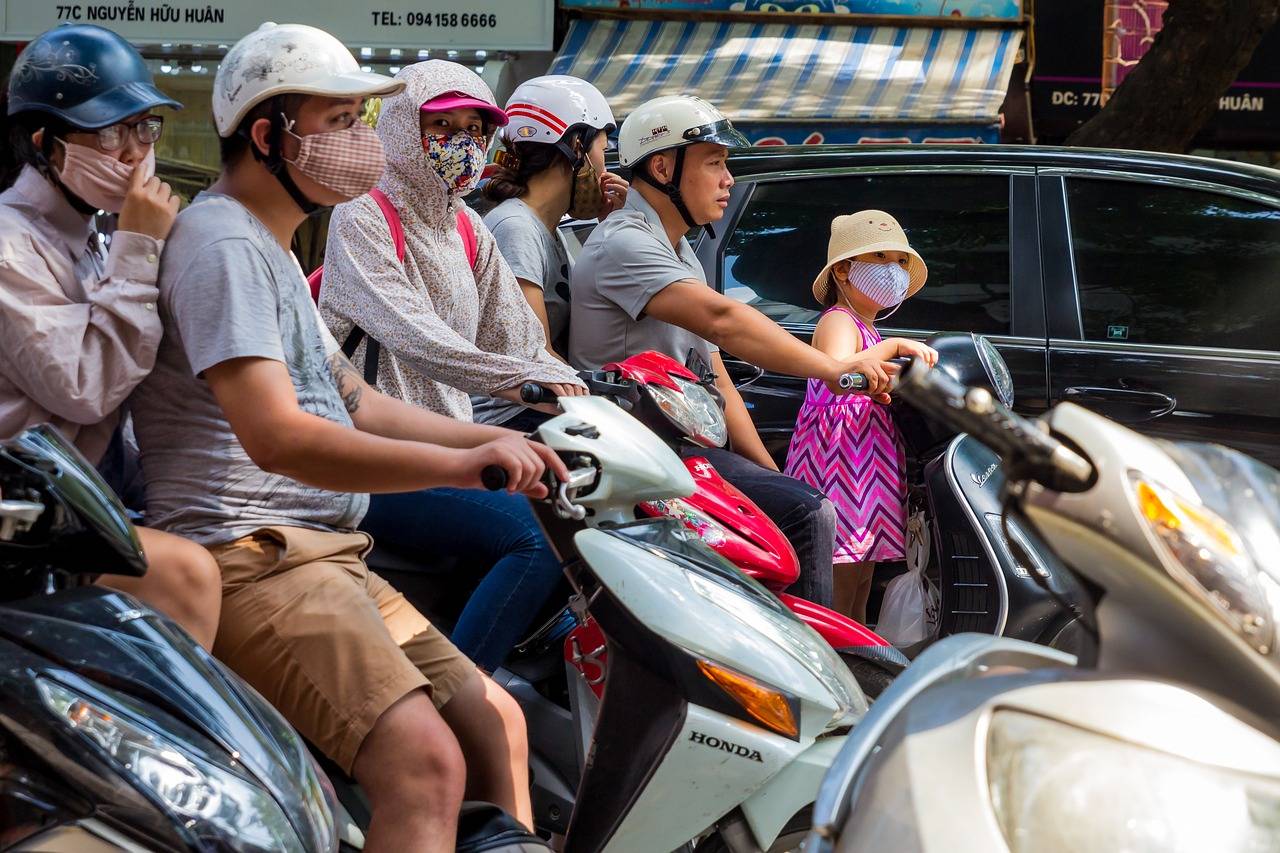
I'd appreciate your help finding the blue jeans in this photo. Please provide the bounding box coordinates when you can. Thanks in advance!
[359,488,564,670]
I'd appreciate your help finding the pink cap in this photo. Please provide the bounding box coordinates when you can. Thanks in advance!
[420,92,509,126]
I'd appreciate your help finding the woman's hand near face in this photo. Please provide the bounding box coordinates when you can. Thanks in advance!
[599,172,629,219]
[117,164,180,241]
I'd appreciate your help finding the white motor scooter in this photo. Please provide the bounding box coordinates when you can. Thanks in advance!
[499,396,868,853]
[804,358,1280,852]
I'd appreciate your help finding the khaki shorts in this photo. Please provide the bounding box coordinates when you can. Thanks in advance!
[208,526,476,774]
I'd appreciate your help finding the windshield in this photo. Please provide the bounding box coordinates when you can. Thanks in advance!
[1161,441,1280,580]
[604,518,797,621]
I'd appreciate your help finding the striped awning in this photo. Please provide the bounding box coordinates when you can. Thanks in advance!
[550,18,1023,125]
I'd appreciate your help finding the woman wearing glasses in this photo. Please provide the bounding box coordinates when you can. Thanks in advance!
[319,60,584,670]
[0,24,222,650]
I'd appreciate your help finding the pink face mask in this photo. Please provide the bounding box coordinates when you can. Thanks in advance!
[284,120,386,200]
[56,140,155,214]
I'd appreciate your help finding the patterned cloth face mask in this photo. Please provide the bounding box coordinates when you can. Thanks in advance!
[421,130,486,196]
[847,259,910,309]
[283,119,386,200]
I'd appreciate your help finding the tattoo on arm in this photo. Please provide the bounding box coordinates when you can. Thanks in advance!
[326,352,364,414]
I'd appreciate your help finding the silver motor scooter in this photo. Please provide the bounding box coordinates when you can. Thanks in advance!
[806,358,1280,852]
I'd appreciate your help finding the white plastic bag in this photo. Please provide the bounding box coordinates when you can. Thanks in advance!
[876,511,939,648]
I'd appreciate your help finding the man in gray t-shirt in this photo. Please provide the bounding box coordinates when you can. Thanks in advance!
[569,95,899,612]
[569,190,716,374]
[130,33,567,847]
[131,193,367,546]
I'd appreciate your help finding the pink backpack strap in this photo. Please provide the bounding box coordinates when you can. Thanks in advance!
[307,188,405,302]
[369,187,406,263]
[455,207,477,270]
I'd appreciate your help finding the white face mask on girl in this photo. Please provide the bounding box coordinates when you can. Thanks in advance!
[846,259,910,309]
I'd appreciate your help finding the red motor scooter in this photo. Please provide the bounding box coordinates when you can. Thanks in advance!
[524,351,906,696]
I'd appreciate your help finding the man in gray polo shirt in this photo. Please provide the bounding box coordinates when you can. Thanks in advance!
[569,95,897,610]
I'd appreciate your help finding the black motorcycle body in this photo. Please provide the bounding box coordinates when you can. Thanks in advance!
[891,335,1097,662]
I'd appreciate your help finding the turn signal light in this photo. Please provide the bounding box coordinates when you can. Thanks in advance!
[697,659,799,738]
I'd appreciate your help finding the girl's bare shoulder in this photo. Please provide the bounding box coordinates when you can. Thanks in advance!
[812,307,864,357]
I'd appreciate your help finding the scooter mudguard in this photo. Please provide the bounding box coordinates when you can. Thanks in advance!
[638,457,802,585]
[739,735,846,849]
[779,593,898,652]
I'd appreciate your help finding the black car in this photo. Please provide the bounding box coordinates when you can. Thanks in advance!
[598,143,1279,469]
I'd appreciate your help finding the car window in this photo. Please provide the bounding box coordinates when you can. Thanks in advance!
[720,173,1012,333]
[1067,179,1280,352]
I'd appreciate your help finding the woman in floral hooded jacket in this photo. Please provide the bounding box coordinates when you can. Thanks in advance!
[319,60,582,670]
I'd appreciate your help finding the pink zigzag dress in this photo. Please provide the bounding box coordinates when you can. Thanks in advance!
[784,307,907,563]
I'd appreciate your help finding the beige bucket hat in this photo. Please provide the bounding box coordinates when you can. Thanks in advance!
[811,210,928,306]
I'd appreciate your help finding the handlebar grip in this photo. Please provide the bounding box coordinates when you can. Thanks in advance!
[480,465,509,492]
[837,373,867,391]
[521,383,553,405]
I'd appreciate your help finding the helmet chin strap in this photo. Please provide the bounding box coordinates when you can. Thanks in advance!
[634,147,716,240]
[245,110,328,218]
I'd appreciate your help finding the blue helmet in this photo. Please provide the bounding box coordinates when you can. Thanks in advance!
[6,23,181,130]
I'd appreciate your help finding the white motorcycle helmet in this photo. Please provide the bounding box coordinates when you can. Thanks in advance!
[211,22,403,214]
[502,75,615,162]
[617,95,747,235]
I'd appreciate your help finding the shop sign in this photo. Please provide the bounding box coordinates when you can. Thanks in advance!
[1,0,554,50]
[558,0,1022,20]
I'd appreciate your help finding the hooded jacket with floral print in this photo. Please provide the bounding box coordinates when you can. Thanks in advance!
[319,60,582,421]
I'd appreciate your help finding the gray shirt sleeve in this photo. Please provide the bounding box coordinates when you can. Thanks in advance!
[161,236,284,377]
[489,214,550,288]
[594,221,700,320]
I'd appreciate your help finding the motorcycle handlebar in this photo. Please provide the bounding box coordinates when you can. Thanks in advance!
[893,358,1094,492]
[480,465,509,491]
[837,372,867,392]
[520,383,554,405]
[837,357,913,393]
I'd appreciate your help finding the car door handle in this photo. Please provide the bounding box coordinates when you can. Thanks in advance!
[1062,386,1177,422]
[720,357,765,389]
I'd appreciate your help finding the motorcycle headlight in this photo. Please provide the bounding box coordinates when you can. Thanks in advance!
[988,710,1280,852]
[685,570,862,727]
[37,677,318,853]
[645,376,728,448]
[1129,472,1275,654]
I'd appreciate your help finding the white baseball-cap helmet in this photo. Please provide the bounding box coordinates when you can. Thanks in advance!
[213,22,404,137]
[617,94,747,168]
[501,75,615,152]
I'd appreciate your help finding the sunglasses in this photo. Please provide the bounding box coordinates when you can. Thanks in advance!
[94,117,165,151]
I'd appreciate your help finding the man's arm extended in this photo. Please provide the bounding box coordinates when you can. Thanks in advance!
[645,281,894,395]
[204,353,565,496]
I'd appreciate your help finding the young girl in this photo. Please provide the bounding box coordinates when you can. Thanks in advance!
[784,211,938,623]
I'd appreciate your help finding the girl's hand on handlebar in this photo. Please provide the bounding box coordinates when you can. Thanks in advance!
[889,338,939,367]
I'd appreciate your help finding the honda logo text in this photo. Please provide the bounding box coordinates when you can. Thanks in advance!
[689,731,763,762]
